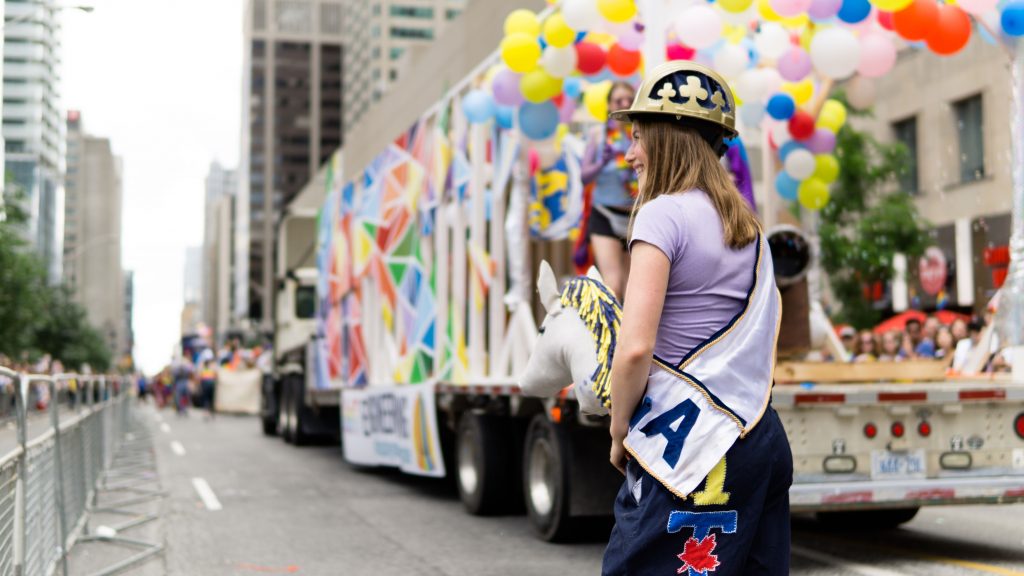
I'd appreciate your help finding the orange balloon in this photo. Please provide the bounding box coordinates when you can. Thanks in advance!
[607,43,641,76]
[925,5,971,55]
[893,0,939,41]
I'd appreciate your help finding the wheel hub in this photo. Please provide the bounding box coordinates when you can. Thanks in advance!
[458,428,479,496]
[528,437,555,517]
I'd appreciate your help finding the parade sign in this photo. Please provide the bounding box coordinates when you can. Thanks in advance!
[341,384,446,478]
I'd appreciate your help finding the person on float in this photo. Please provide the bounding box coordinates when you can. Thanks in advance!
[603,61,792,575]
[580,81,639,300]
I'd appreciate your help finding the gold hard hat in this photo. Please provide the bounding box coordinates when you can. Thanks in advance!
[609,61,737,140]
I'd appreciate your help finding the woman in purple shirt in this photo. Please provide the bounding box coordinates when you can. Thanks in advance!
[602,62,792,575]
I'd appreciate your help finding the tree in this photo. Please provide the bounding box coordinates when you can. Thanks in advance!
[32,285,112,371]
[818,99,933,330]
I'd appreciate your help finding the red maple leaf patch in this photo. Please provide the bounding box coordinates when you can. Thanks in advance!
[676,534,720,574]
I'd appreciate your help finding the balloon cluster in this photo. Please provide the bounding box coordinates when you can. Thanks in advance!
[462,0,1019,208]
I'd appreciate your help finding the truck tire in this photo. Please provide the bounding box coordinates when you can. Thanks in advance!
[280,376,294,443]
[262,376,278,436]
[290,375,311,446]
[817,507,920,529]
[456,413,513,515]
[523,415,573,542]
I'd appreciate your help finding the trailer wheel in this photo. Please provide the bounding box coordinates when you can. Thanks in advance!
[290,375,310,446]
[817,507,920,529]
[279,376,294,443]
[523,415,573,542]
[261,375,278,436]
[456,413,512,515]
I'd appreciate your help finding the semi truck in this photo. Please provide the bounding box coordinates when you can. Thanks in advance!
[260,0,1024,542]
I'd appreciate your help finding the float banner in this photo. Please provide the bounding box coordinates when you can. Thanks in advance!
[341,384,446,478]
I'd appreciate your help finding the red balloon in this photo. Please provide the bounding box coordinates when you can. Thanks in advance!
[877,10,895,30]
[926,5,971,55]
[893,0,939,42]
[575,42,607,75]
[666,42,695,61]
[608,43,642,76]
[552,93,565,107]
[788,111,815,140]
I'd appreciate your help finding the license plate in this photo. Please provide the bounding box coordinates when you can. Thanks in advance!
[871,449,927,479]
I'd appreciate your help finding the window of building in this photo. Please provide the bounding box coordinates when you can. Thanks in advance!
[320,3,343,35]
[372,25,381,38]
[253,0,266,30]
[372,4,381,15]
[446,9,461,19]
[390,47,405,60]
[389,69,398,81]
[372,46,381,59]
[372,68,380,80]
[953,94,984,183]
[390,5,435,18]
[892,116,918,194]
[390,26,433,39]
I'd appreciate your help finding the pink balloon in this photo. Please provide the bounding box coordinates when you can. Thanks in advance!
[492,68,524,107]
[805,129,836,154]
[956,0,997,15]
[615,21,645,51]
[808,0,842,19]
[856,33,896,78]
[777,47,812,82]
[528,148,540,176]
[559,100,576,124]
[770,0,813,17]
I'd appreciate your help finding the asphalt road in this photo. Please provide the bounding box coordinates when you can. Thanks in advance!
[117,406,1024,575]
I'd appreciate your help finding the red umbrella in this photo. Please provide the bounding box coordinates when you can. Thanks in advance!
[873,310,970,334]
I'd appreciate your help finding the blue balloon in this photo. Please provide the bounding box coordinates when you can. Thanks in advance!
[1002,1,1024,36]
[766,93,796,121]
[463,90,496,124]
[563,77,583,100]
[837,0,871,24]
[574,31,587,44]
[495,105,514,130]
[775,172,800,201]
[778,141,806,162]
[518,102,560,141]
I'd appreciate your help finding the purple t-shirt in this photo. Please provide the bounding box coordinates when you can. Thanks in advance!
[629,191,758,363]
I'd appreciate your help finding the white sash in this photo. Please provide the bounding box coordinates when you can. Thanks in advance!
[624,234,781,499]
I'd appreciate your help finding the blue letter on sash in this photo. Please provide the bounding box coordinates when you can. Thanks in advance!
[638,399,699,468]
[666,510,738,540]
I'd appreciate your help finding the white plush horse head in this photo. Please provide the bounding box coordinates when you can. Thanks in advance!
[519,261,622,416]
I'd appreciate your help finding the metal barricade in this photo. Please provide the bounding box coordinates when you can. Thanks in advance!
[0,367,133,576]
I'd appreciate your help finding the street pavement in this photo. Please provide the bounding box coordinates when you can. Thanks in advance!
[72,405,1024,575]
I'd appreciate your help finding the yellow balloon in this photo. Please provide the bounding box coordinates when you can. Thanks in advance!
[758,0,782,21]
[813,155,839,183]
[782,80,814,105]
[501,33,541,73]
[597,0,637,23]
[584,81,612,122]
[720,0,755,13]
[521,69,563,103]
[505,9,541,37]
[869,0,913,11]
[780,13,810,29]
[724,24,748,44]
[817,99,847,132]
[798,178,831,210]
[543,13,576,48]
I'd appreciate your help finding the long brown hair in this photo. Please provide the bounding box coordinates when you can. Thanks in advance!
[630,119,758,249]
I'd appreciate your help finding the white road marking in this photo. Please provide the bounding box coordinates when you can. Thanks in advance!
[170,441,186,456]
[191,478,222,511]
[160,423,171,433]
[791,545,910,576]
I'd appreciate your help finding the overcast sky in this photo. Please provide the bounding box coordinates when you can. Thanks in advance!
[63,0,243,373]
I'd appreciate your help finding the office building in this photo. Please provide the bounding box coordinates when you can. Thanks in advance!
[239,0,344,330]
[3,0,66,283]
[203,162,237,342]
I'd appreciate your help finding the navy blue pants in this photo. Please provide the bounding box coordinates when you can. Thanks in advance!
[603,406,792,576]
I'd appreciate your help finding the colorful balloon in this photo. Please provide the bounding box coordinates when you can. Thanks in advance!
[784,148,817,179]
[607,43,642,76]
[776,172,800,200]
[817,99,847,132]
[520,69,563,103]
[781,79,814,105]
[541,45,579,78]
[713,43,751,79]
[1003,1,1024,36]
[770,0,813,17]
[798,178,831,210]
[813,154,840,183]
[463,90,496,124]
[505,10,541,37]
[755,22,791,59]
[720,0,756,12]
[837,0,872,23]
[563,76,583,99]
[925,5,972,55]
[808,0,843,19]
[777,47,812,82]
[597,0,637,23]
[877,10,895,29]
[501,33,541,73]
[893,0,940,41]
[575,42,608,74]
[495,105,515,129]
[562,0,604,30]
[543,13,576,48]
[675,5,723,49]
[519,101,560,140]
[857,33,897,77]
[767,93,797,120]
[666,42,696,61]
[779,141,807,162]
[583,81,612,121]
[492,68,525,106]
[810,27,861,80]
[804,128,837,153]
[614,21,645,51]
[789,110,816,139]
[869,0,912,11]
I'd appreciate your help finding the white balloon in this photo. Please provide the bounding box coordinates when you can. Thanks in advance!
[810,27,861,80]
[755,23,790,60]
[784,149,817,180]
[713,43,751,80]
[540,45,578,78]
[562,0,603,31]
[770,121,792,147]
[674,5,723,50]
[846,75,876,110]
[721,5,758,26]
[736,67,782,103]
[739,103,765,128]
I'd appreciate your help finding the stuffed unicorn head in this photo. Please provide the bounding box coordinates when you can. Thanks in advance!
[519,261,622,416]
